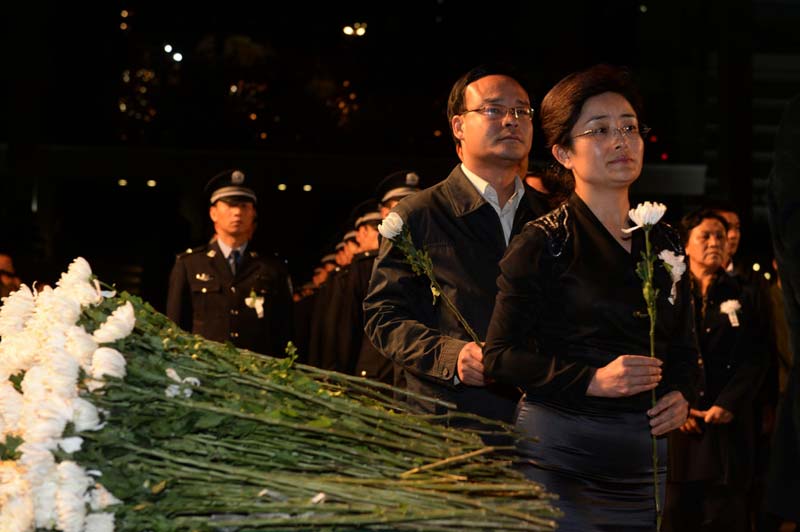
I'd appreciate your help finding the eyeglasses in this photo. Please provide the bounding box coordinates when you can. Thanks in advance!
[572,124,651,141]
[461,104,535,121]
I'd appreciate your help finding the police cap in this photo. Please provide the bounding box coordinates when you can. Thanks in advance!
[205,169,257,205]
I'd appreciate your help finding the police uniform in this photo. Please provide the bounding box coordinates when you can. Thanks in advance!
[166,169,293,356]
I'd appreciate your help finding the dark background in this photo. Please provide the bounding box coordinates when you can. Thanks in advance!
[2,0,798,311]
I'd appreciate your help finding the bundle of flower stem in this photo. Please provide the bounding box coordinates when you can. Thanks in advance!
[0,258,559,532]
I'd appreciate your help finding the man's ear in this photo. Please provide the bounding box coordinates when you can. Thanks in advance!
[552,144,573,170]
[452,115,465,141]
[209,205,218,222]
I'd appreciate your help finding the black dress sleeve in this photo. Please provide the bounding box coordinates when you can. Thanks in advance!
[483,224,595,399]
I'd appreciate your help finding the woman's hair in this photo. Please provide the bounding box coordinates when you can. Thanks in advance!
[540,64,644,151]
[679,208,730,246]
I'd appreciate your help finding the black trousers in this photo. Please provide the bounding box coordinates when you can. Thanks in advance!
[663,480,749,532]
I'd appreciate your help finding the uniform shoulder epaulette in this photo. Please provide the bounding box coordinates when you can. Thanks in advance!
[354,250,376,262]
[526,203,571,257]
[176,244,208,259]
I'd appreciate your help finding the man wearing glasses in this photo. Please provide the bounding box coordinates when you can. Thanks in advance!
[364,64,550,437]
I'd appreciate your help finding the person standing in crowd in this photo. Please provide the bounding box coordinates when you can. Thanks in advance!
[166,169,293,356]
[334,198,384,378]
[764,94,800,531]
[364,64,550,431]
[482,64,697,530]
[377,170,422,218]
[663,209,768,532]
[0,253,21,299]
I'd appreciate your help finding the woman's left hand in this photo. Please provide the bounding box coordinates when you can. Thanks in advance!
[647,390,689,436]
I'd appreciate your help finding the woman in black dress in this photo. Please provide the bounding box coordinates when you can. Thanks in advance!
[662,209,769,532]
[482,64,698,531]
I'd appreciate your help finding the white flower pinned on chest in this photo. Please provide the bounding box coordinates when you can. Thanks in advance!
[245,288,265,318]
[658,249,686,305]
[720,299,741,327]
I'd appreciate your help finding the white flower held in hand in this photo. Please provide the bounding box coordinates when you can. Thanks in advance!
[720,299,742,327]
[658,250,686,305]
[378,212,404,240]
[622,201,667,233]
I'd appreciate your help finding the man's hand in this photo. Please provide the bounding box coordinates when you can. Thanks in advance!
[457,342,486,386]
[648,390,689,436]
[679,416,703,434]
[586,355,662,397]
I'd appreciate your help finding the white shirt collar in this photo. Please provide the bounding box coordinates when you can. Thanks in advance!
[460,163,524,210]
[216,239,248,259]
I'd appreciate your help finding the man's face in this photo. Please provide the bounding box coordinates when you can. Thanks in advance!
[356,224,380,251]
[380,199,399,219]
[209,198,256,241]
[717,210,741,260]
[451,74,533,169]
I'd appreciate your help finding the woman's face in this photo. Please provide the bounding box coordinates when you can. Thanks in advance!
[686,218,728,273]
[555,91,644,191]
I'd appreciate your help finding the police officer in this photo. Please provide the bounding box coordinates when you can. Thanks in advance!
[166,169,293,356]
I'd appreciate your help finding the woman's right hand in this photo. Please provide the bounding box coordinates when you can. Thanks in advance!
[586,354,662,397]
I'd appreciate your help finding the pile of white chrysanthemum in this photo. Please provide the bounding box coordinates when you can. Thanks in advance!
[0,258,133,532]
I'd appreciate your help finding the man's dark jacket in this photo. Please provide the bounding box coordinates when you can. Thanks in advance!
[363,165,550,425]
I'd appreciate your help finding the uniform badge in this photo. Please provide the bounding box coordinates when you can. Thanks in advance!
[206,249,217,258]
[231,170,245,184]
[406,172,419,186]
[195,273,212,282]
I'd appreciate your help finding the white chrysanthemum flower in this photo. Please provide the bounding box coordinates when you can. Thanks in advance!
[65,325,98,372]
[32,478,58,530]
[0,332,41,378]
[56,279,102,308]
[88,484,122,511]
[61,257,93,285]
[622,201,667,233]
[85,512,115,532]
[0,284,36,337]
[20,366,49,402]
[0,460,28,498]
[0,381,24,434]
[0,493,35,532]
[56,461,91,532]
[43,346,80,399]
[90,347,127,380]
[19,441,57,485]
[22,394,73,444]
[165,384,181,398]
[658,249,687,305]
[73,397,102,432]
[33,287,82,327]
[377,212,404,240]
[57,437,84,454]
[92,302,135,344]
[720,299,742,314]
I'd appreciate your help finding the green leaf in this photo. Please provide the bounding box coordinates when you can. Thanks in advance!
[0,434,24,460]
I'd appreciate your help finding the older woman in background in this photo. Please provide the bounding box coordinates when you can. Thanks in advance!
[663,208,769,532]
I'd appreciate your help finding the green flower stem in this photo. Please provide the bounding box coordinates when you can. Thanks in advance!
[643,228,662,530]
